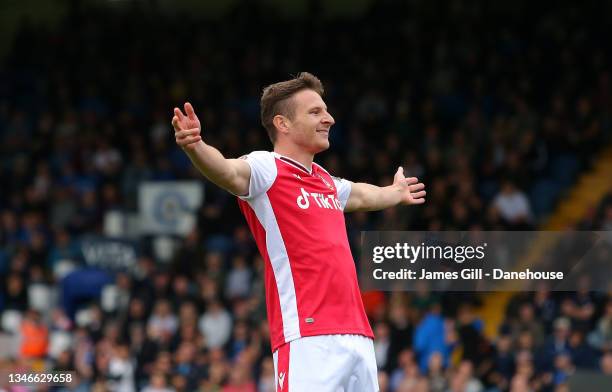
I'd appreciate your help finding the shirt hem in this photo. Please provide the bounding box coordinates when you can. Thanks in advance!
[271,328,374,352]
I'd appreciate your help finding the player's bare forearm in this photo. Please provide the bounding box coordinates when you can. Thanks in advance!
[344,167,426,212]
[345,183,404,212]
[182,141,250,196]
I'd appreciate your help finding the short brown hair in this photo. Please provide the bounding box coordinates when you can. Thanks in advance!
[260,72,324,143]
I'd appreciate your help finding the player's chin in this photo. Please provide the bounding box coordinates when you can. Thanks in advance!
[314,139,330,152]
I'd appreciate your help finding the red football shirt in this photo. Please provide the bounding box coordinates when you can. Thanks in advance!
[237,151,373,351]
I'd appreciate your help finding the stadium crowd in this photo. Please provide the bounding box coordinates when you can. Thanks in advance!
[1,1,611,391]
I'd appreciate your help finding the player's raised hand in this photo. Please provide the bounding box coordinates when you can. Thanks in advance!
[393,166,426,205]
[172,102,202,150]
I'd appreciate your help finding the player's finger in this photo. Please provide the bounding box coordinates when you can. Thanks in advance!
[393,167,405,182]
[176,135,201,145]
[184,102,197,120]
[176,128,200,138]
[172,116,181,131]
[185,135,201,144]
[174,107,185,121]
[410,198,426,204]
[411,190,426,199]
[409,183,425,192]
[404,177,418,185]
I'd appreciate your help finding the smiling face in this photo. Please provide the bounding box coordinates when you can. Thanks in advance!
[280,89,335,154]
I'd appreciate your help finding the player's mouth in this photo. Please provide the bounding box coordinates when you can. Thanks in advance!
[316,129,329,135]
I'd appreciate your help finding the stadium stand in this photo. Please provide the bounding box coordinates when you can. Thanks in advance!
[0,1,611,391]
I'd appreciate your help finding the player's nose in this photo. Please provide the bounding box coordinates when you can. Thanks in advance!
[323,112,335,125]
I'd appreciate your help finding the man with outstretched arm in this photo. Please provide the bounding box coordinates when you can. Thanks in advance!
[172,72,425,392]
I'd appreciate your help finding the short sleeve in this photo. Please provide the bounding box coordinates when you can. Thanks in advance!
[239,151,277,200]
[332,176,352,210]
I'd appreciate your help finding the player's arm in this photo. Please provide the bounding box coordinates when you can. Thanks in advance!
[172,102,250,196]
[344,167,425,212]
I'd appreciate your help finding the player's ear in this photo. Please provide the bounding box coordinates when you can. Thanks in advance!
[273,115,290,136]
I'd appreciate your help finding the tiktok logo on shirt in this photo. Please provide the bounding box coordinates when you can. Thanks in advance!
[296,187,342,210]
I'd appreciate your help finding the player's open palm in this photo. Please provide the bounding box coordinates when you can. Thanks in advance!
[172,102,202,151]
[394,166,426,205]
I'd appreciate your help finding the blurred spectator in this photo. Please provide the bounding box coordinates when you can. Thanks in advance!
[173,342,201,390]
[142,372,174,392]
[199,299,232,349]
[456,303,490,368]
[374,321,392,370]
[378,370,390,392]
[568,330,598,369]
[222,362,257,392]
[537,317,571,372]
[258,357,276,392]
[225,256,251,300]
[448,361,483,392]
[531,284,558,333]
[601,351,612,375]
[491,181,533,228]
[588,299,612,351]
[148,300,179,342]
[389,349,417,391]
[552,351,575,386]
[107,342,136,392]
[19,309,48,359]
[560,277,596,333]
[426,351,447,392]
[386,294,414,372]
[510,303,545,348]
[170,275,198,310]
[3,273,28,312]
[48,228,82,270]
[413,303,455,373]
[488,333,515,391]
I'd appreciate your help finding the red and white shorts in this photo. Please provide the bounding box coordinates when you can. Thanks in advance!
[272,334,379,392]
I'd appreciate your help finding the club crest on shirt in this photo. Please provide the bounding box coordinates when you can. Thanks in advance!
[317,173,335,191]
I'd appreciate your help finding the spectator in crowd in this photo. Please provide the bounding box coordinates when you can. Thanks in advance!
[426,351,447,392]
[588,299,612,351]
[142,372,174,392]
[491,180,533,228]
[19,310,48,359]
[148,300,179,343]
[511,303,545,348]
[413,302,455,373]
[199,299,232,349]
[601,351,612,375]
[374,321,392,370]
[107,342,136,392]
[537,317,571,373]
[487,333,515,391]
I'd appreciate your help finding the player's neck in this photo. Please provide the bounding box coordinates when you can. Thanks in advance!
[273,145,314,172]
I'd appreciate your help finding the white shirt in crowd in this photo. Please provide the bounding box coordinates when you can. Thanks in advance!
[199,304,232,348]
